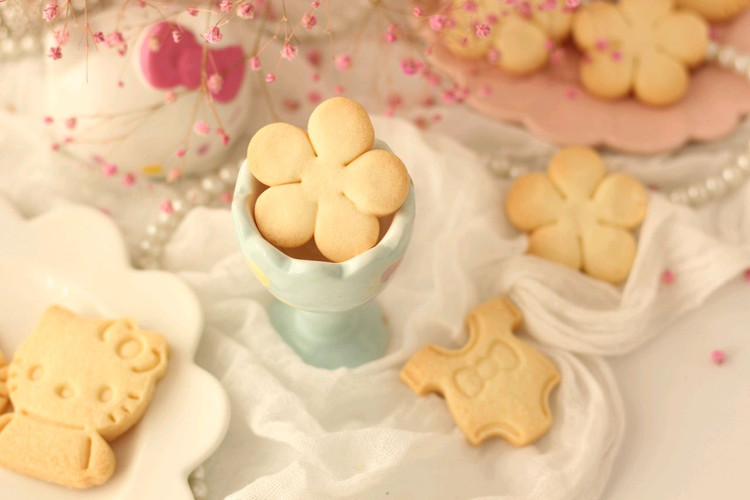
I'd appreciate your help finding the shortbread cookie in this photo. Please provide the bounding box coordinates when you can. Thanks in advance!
[247,97,410,262]
[676,0,750,22]
[0,350,7,413]
[0,306,169,488]
[506,146,648,284]
[442,0,573,75]
[573,0,709,106]
[400,297,560,446]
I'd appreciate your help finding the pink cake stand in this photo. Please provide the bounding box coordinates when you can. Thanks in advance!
[417,3,750,154]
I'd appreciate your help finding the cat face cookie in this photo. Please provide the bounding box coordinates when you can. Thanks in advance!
[573,0,709,106]
[676,0,750,21]
[506,147,648,284]
[0,306,169,488]
[441,0,574,75]
[400,297,560,447]
[247,97,410,262]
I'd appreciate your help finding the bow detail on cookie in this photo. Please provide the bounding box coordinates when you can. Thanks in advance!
[140,21,246,103]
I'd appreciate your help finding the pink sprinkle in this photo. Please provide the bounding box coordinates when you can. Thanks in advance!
[335,53,352,71]
[220,191,233,203]
[486,49,501,64]
[65,117,77,129]
[159,199,175,215]
[122,173,136,186]
[429,15,447,32]
[218,0,233,12]
[48,46,62,60]
[303,13,317,30]
[237,3,255,18]
[250,56,261,71]
[413,6,422,17]
[333,85,344,94]
[265,73,275,83]
[165,91,177,103]
[475,23,491,38]
[400,57,424,76]
[193,120,210,135]
[463,0,478,12]
[711,350,726,365]
[281,43,298,61]
[187,7,199,16]
[176,149,186,158]
[102,163,118,176]
[202,26,223,44]
[612,50,623,62]
[595,38,608,51]
[42,2,58,22]
[43,116,54,124]
[207,74,223,94]
[661,270,676,284]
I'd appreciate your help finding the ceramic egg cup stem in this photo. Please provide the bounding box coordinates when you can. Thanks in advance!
[268,299,389,369]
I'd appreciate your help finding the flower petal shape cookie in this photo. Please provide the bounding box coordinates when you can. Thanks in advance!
[0,350,7,413]
[441,0,573,75]
[401,297,560,446]
[676,0,750,22]
[247,97,410,262]
[505,147,648,284]
[573,0,709,106]
[0,306,169,488]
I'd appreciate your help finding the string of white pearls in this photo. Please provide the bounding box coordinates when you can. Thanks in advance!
[135,162,240,269]
[188,466,209,500]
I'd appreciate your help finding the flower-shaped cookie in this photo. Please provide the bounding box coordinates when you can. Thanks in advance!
[573,0,709,106]
[247,97,410,262]
[441,0,573,75]
[505,147,648,284]
[677,0,750,22]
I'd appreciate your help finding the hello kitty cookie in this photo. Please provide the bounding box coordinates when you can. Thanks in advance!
[247,97,410,262]
[0,306,169,488]
[400,298,560,446]
[573,0,709,106]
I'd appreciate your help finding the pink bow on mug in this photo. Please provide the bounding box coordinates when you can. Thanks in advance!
[140,21,246,103]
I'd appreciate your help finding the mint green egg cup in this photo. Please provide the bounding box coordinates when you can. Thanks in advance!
[232,154,415,370]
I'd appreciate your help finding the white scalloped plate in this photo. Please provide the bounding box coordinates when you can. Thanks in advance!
[0,197,229,499]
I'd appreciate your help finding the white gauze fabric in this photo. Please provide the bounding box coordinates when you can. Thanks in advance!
[167,119,625,499]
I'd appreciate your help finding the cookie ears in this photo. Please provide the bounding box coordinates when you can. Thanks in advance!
[100,319,169,376]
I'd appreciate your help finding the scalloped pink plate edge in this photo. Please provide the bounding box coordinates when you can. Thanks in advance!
[417,3,750,154]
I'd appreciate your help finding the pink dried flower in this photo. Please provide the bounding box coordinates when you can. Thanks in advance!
[385,24,398,43]
[516,1,532,17]
[311,73,320,82]
[307,49,321,67]
[221,192,233,203]
[197,143,210,156]
[167,168,182,182]
[159,199,175,215]
[218,128,230,146]
[202,26,223,44]
[51,143,60,152]
[105,31,124,48]
[311,1,321,7]
[474,23,490,38]
[564,87,579,99]
[711,350,726,365]
[463,0,477,12]
[102,163,118,177]
[193,120,210,135]
[54,29,69,45]
[538,0,557,11]
[307,90,322,103]
[661,269,676,284]
[281,43,298,61]
[744,268,750,281]
[544,39,555,51]
[250,56,261,71]
[400,58,423,76]
[65,117,77,129]
[165,91,177,103]
[48,46,62,60]
[207,74,223,94]
[93,31,105,43]
[429,15,447,32]
[565,0,581,10]
[237,2,255,18]
[486,48,501,64]
[595,37,608,51]
[612,50,623,62]
[335,53,352,71]
[187,7,199,16]
[42,2,58,22]
[413,7,422,17]
[122,173,136,186]
[218,0,233,12]
[477,86,492,98]
[550,48,565,66]
[333,85,344,94]
[303,13,317,30]
[176,149,186,158]
[43,116,54,125]
[265,73,275,83]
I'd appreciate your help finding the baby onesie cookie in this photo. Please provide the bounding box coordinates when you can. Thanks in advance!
[676,0,750,22]
[247,97,410,262]
[0,350,7,413]
[506,146,648,284]
[442,0,573,75]
[400,298,560,447]
[0,306,169,488]
[573,0,709,106]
